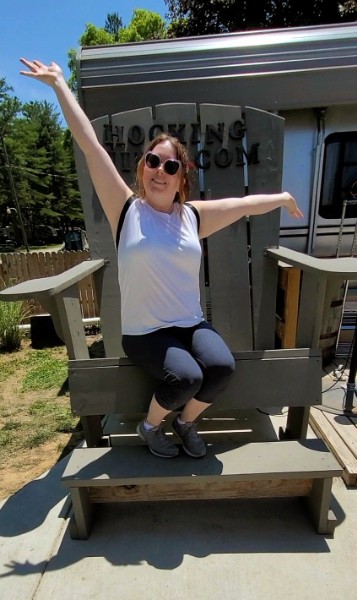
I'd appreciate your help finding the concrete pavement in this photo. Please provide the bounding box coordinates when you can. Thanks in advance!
[1,414,356,600]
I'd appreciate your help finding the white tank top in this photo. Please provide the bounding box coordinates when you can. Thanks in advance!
[118,198,203,335]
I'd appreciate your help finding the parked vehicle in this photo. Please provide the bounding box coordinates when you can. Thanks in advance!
[76,22,357,259]
[0,232,16,251]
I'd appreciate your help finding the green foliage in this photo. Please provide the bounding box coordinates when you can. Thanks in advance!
[119,9,167,42]
[165,1,357,37]
[0,355,22,382]
[105,12,123,41]
[80,23,115,46]
[0,345,80,473]
[0,82,82,242]
[0,300,29,351]
[22,350,68,391]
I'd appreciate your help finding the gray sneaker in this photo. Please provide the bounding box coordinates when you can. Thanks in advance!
[137,419,179,458]
[172,416,207,458]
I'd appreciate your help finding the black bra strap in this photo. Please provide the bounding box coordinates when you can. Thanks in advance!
[116,197,200,248]
[186,202,200,234]
[116,195,136,248]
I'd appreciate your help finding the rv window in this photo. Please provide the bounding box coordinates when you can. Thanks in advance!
[319,132,357,219]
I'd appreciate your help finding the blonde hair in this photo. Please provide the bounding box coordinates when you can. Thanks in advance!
[135,133,191,204]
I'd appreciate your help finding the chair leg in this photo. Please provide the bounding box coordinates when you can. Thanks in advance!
[81,416,104,447]
[279,406,310,439]
[304,477,338,536]
[69,487,94,540]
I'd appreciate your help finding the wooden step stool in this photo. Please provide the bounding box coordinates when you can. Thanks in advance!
[62,438,342,539]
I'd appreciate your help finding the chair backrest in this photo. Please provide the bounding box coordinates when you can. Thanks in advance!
[74,103,284,355]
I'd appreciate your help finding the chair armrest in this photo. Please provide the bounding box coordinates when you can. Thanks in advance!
[266,246,357,279]
[0,259,105,301]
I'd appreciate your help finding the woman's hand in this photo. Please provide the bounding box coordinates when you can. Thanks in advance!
[19,58,64,88]
[281,192,304,219]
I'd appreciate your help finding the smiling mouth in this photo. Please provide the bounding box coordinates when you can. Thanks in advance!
[152,178,166,185]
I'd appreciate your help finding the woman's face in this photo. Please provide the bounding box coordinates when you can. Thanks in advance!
[141,140,182,212]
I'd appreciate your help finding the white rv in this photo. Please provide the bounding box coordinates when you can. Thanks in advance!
[77,22,357,259]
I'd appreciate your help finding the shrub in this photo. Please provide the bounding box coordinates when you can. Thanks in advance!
[0,300,29,352]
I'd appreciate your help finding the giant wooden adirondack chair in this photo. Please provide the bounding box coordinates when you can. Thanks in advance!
[1,103,347,539]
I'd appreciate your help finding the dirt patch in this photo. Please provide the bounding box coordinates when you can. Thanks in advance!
[0,335,102,500]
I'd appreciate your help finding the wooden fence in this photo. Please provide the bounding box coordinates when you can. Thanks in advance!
[0,250,99,319]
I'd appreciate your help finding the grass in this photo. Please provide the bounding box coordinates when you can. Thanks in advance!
[0,298,31,351]
[22,350,68,391]
[0,342,80,459]
[0,333,103,498]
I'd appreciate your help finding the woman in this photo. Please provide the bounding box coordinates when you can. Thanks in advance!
[20,59,303,459]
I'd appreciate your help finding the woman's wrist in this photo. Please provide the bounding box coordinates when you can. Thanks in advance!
[281,191,293,209]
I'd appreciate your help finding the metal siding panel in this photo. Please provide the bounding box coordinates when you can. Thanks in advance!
[78,24,357,115]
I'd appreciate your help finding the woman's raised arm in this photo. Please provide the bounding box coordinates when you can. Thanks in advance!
[20,59,132,237]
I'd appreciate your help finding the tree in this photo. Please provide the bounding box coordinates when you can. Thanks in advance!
[105,12,123,42]
[0,100,82,245]
[0,79,21,235]
[79,23,114,46]
[165,1,357,37]
[119,9,167,42]
[67,10,167,91]
[16,101,82,240]
[0,79,21,137]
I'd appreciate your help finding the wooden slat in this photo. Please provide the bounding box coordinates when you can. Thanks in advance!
[245,107,284,350]
[104,409,280,446]
[88,479,313,503]
[0,250,98,318]
[111,106,153,187]
[69,350,322,416]
[0,259,104,299]
[199,104,251,350]
[267,247,357,278]
[309,407,357,485]
[155,103,200,200]
[76,115,122,355]
[62,439,341,487]
[276,263,301,348]
[323,411,357,459]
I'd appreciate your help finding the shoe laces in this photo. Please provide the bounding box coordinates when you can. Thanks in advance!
[154,425,175,448]
[182,421,199,439]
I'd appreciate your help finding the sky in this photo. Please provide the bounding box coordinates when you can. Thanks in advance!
[1,0,167,110]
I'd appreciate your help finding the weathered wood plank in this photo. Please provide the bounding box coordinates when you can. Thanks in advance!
[62,439,341,488]
[88,479,313,503]
[0,259,105,300]
[69,350,322,416]
[277,264,301,348]
[267,247,357,278]
[63,439,341,538]
[104,409,279,446]
[323,411,357,460]
[245,107,284,350]
[154,103,200,200]
[200,104,252,350]
[304,477,337,535]
[309,407,357,486]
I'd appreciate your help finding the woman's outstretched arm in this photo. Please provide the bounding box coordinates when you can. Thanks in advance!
[189,192,303,239]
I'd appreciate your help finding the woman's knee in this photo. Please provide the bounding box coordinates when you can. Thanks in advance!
[155,367,203,410]
[210,357,235,386]
[196,356,235,403]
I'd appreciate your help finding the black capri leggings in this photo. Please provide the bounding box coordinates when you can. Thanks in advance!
[122,321,235,411]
